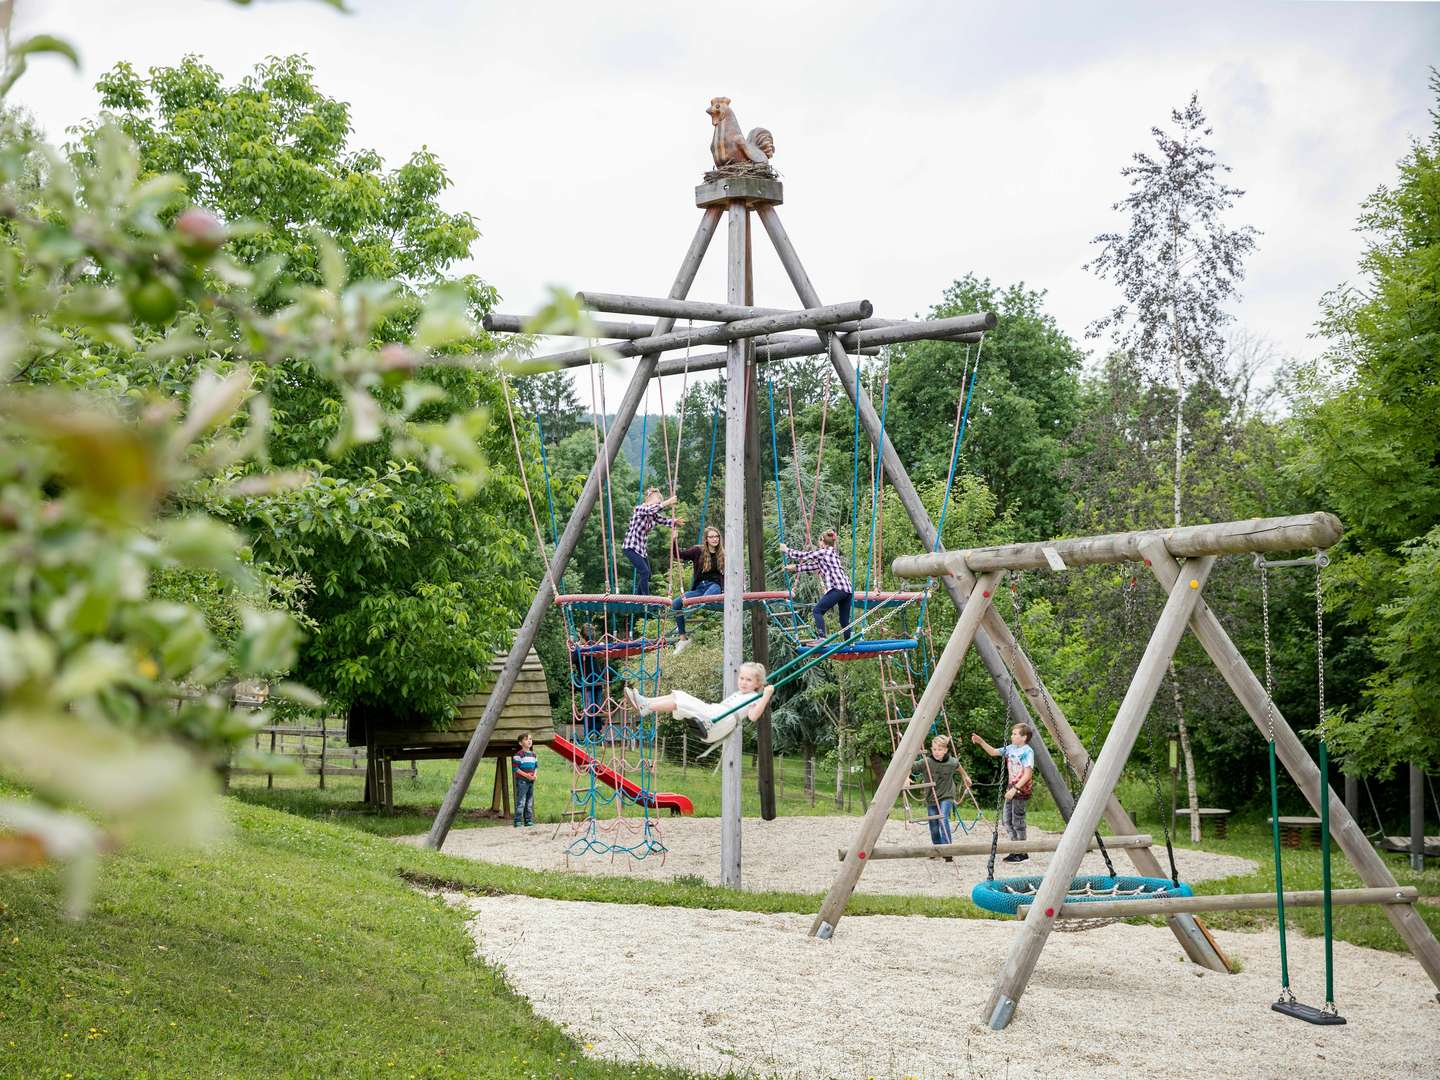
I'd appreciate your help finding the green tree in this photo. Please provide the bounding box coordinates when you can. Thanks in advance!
[70,56,532,723]
[1287,74,1440,775]
[885,275,1083,536]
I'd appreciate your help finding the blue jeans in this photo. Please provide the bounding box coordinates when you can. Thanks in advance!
[813,589,853,640]
[513,777,534,826]
[623,548,651,595]
[673,581,722,634]
[928,798,956,846]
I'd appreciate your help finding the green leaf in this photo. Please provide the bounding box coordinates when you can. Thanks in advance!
[235,608,300,675]
[10,34,81,68]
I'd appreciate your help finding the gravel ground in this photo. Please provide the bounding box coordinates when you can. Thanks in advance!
[448,892,1440,1080]
[420,814,1257,897]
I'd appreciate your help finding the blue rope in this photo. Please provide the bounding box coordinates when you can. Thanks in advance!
[629,411,650,593]
[698,407,719,544]
[862,375,890,597]
[850,358,863,585]
[934,342,983,553]
[534,414,560,546]
[766,378,795,597]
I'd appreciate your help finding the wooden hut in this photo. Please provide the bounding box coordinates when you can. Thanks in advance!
[349,645,554,813]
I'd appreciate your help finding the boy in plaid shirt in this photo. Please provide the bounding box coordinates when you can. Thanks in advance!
[622,487,682,595]
[781,528,854,642]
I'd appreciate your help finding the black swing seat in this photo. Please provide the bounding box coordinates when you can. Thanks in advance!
[1271,998,1346,1026]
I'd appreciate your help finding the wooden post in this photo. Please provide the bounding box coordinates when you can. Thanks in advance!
[981,549,1215,1029]
[268,729,276,790]
[813,569,1002,939]
[743,224,777,823]
[1144,549,1440,997]
[720,198,748,888]
[1345,772,1359,823]
[1412,763,1426,872]
[753,204,1076,825]
[319,714,327,791]
[941,559,1229,972]
[424,207,723,850]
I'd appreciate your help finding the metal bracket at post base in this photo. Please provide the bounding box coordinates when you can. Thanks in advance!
[815,921,834,940]
[986,995,1016,1030]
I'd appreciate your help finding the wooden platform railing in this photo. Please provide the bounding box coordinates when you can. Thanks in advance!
[228,720,417,790]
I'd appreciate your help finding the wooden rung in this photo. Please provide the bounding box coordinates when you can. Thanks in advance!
[1019,885,1420,919]
[882,683,914,693]
[842,834,1155,861]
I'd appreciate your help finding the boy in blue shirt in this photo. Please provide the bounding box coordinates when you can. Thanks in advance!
[971,724,1035,862]
[512,732,538,828]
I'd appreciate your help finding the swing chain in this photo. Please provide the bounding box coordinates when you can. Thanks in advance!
[1259,562,1276,744]
[1315,552,1326,737]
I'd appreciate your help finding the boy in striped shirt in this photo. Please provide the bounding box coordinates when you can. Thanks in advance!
[781,528,854,642]
[622,487,682,595]
[512,733,538,828]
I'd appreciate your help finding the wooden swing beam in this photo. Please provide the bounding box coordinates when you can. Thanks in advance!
[839,833,1154,861]
[892,513,1343,578]
[1019,885,1420,920]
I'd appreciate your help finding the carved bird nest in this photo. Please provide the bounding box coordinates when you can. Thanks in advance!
[704,162,778,182]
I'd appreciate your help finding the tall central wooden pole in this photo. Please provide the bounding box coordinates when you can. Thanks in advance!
[743,222,777,821]
[720,198,748,887]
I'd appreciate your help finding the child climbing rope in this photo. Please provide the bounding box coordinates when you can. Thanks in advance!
[621,487,683,596]
[625,661,774,745]
[669,525,725,654]
[972,725,1034,861]
[780,528,854,642]
[912,734,965,855]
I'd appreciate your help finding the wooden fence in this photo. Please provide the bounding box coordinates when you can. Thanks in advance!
[228,718,417,790]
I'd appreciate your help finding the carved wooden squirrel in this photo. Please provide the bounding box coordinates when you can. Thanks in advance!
[707,97,775,167]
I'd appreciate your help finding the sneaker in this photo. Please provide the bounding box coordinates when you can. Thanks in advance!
[624,686,651,715]
[1003,852,1024,862]
[943,857,954,863]
[1013,853,1029,863]
[672,637,691,656]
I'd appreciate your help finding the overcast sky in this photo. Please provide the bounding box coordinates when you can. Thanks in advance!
[15,1,1439,411]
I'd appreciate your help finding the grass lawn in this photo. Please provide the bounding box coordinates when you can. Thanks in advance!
[5,765,1437,1078]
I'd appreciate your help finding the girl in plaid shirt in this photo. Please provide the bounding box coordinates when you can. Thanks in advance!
[781,528,854,642]
[622,487,682,595]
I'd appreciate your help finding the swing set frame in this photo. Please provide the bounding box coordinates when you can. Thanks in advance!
[809,512,1440,1029]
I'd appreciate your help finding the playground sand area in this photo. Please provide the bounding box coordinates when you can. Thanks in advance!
[447,891,1440,1080]
[419,814,1257,897]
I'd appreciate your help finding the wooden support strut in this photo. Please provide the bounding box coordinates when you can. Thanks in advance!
[1019,885,1420,920]
[719,198,747,888]
[892,513,1344,577]
[981,545,1216,1030]
[1144,547,1440,998]
[518,300,874,371]
[929,558,1230,973]
[423,206,724,850]
[842,834,1155,861]
[813,570,1003,938]
[654,333,885,377]
[752,205,1078,829]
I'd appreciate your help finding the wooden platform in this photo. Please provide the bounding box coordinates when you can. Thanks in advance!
[1381,835,1440,857]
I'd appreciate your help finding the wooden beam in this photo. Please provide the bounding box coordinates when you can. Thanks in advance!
[423,206,724,850]
[483,313,660,339]
[752,204,1079,835]
[742,223,776,823]
[960,571,1229,972]
[812,571,1002,939]
[1412,764,1427,872]
[578,291,995,337]
[980,548,1215,1029]
[1144,547,1440,997]
[894,513,1343,578]
[1019,886,1420,920]
[654,334,886,377]
[842,834,1154,861]
[652,320,985,377]
[520,300,874,371]
[720,198,747,888]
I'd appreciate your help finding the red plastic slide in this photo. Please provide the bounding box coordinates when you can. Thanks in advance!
[548,734,694,815]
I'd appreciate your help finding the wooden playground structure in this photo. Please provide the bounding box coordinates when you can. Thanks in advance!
[417,96,1440,1029]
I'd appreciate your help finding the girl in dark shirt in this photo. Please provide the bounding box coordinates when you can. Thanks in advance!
[670,525,725,654]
